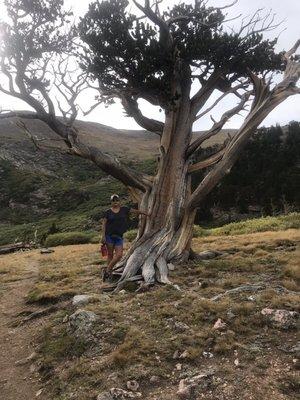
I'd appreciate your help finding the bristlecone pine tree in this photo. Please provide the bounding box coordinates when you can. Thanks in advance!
[0,0,299,287]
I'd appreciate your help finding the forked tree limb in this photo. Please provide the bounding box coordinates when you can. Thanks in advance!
[187,92,251,156]
[187,47,300,210]
[188,146,226,173]
[194,81,249,122]
[190,70,223,117]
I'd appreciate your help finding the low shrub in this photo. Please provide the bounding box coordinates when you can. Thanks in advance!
[124,229,137,242]
[194,213,300,237]
[44,231,96,247]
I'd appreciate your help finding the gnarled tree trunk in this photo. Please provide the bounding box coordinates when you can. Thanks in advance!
[115,85,198,285]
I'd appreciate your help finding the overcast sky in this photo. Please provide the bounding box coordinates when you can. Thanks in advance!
[0,0,299,131]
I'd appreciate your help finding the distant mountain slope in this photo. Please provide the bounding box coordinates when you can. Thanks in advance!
[0,115,236,175]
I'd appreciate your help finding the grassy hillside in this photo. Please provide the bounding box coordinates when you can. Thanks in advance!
[0,224,299,399]
[0,119,299,246]
[0,158,155,245]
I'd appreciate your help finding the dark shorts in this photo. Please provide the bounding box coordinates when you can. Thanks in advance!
[105,234,123,246]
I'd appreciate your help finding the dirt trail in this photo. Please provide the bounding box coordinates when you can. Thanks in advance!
[0,260,48,400]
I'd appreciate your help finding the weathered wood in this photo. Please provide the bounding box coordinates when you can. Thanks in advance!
[156,257,171,284]
[211,284,266,301]
[0,243,34,255]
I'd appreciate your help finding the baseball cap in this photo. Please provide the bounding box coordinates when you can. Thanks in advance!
[110,194,120,201]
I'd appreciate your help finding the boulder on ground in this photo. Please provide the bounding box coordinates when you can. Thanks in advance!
[196,250,222,260]
[261,308,299,329]
[72,294,98,307]
[69,309,98,338]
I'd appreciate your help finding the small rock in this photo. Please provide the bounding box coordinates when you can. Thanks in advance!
[40,248,54,254]
[126,380,139,391]
[213,318,227,331]
[72,294,97,307]
[247,295,256,302]
[226,310,236,320]
[177,370,215,399]
[110,387,142,398]
[174,321,190,332]
[179,350,189,359]
[261,308,299,329]
[35,389,43,397]
[149,375,159,383]
[176,363,182,371]
[196,250,222,260]
[290,342,300,354]
[177,380,191,399]
[173,284,181,291]
[234,358,239,367]
[203,351,214,358]
[198,280,209,288]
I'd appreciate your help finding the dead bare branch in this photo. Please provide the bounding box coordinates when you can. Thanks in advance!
[238,8,284,41]
[188,92,252,156]
[194,81,249,122]
[188,146,226,173]
[15,119,71,155]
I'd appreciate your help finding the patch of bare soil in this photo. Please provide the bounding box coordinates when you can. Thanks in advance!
[0,260,48,400]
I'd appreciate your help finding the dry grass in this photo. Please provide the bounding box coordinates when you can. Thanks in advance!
[24,244,105,303]
[0,228,299,400]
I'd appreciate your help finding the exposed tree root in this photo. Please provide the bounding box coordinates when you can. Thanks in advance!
[273,285,300,296]
[211,284,266,301]
[189,249,223,262]
[210,283,300,302]
[17,303,67,325]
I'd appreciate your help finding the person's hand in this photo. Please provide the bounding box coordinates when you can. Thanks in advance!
[101,236,106,244]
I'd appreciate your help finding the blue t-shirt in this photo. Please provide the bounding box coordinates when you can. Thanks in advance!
[103,206,130,237]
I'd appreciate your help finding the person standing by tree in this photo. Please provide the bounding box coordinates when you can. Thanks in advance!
[101,194,149,281]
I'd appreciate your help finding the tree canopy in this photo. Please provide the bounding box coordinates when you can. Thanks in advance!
[79,0,284,111]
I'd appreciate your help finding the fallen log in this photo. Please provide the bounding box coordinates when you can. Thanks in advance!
[0,242,34,255]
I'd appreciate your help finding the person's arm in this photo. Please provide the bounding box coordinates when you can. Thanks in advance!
[101,218,107,243]
[130,208,150,217]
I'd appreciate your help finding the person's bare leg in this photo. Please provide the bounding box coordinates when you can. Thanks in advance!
[103,244,114,280]
[106,244,114,266]
[107,245,123,274]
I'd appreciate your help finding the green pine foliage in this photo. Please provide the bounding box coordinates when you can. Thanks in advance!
[79,0,283,109]
[200,121,300,218]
